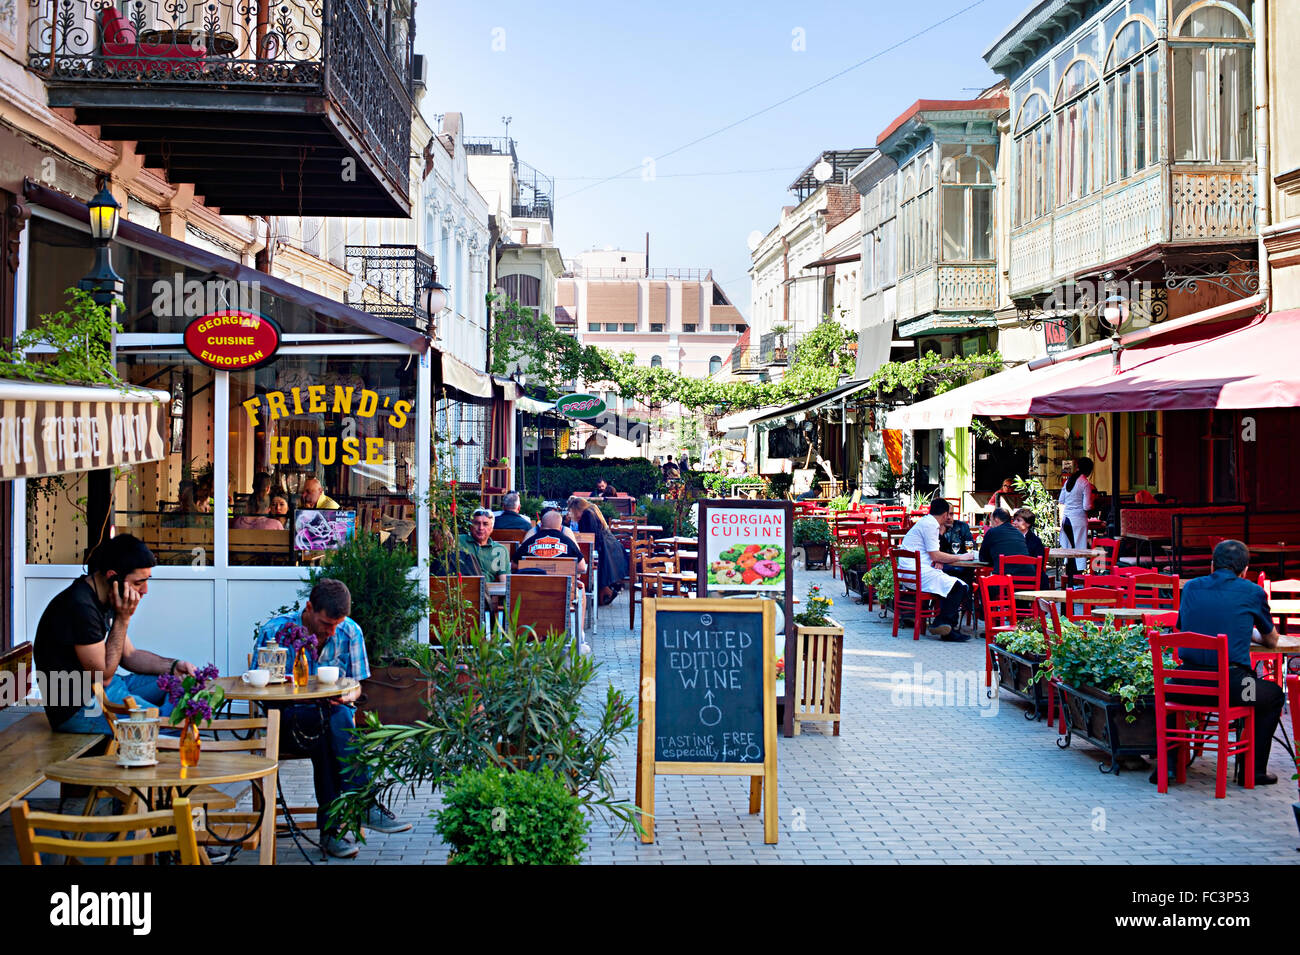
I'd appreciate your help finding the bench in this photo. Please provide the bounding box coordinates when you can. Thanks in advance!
[1170,511,1249,577]
[0,643,102,813]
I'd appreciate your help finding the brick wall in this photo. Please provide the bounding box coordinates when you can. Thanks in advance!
[824,184,861,230]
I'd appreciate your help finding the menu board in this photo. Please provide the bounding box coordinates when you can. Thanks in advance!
[637,598,777,845]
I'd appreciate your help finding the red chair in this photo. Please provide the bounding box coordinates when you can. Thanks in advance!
[980,575,1017,689]
[1091,537,1122,573]
[891,549,944,641]
[999,554,1044,590]
[1149,631,1255,799]
[1266,578,1300,634]
[1288,675,1300,798]
[1038,598,1066,733]
[1143,610,1180,631]
[859,530,891,611]
[1131,573,1180,612]
[1062,586,1124,622]
[100,7,208,75]
[1079,575,1137,607]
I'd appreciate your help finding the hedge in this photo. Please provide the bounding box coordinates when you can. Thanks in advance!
[527,458,663,499]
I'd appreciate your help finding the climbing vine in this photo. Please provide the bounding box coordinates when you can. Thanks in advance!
[866,351,1005,397]
[0,288,125,387]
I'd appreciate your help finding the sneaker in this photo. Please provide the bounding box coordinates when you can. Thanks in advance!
[323,835,359,859]
[940,631,972,642]
[927,623,953,637]
[365,802,412,834]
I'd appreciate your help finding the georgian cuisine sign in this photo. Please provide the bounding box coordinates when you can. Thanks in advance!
[183,311,281,370]
[0,383,167,480]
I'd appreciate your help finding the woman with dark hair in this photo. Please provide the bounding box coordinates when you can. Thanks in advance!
[568,496,627,605]
[1058,456,1095,571]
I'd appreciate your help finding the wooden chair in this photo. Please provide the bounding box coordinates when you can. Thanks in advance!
[627,543,664,628]
[155,710,280,864]
[11,797,202,865]
[1079,575,1137,607]
[430,574,485,637]
[858,530,891,610]
[980,575,1018,689]
[517,556,585,638]
[1062,586,1123,622]
[1264,578,1300,633]
[1090,537,1123,573]
[1037,598,1066,734]
[890,548,944,641]
[1131,572,1180,613]
[999,554,1044,591]
[506,574,573,641]
[491,528,527,545]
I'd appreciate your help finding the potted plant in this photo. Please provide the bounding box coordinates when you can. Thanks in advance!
[771,324,790,362]
[988,619,1051,720]
[302,531,430,725]
[863,559,894,615]
[435,766,589,865]
[790,583,844,736]
[1030,619,1176,773]
[837,545,868,596]
[794,518,832,569]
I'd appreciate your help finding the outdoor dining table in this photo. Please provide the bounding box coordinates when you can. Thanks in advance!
[42,751,278,864]
[1014,588,1068,603]
[1051,547,1104,587]
[1092,607,1150,620]
[1246,543,1300,578]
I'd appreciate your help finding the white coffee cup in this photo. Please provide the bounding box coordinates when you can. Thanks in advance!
[316,665,340,685]
[241,669,270,687]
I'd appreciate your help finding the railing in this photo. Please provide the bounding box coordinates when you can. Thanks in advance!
[464,137,516,158]
[511,200,553,223]
[344,244,435,333]
[27,0,412,191]
[569,267,712,281]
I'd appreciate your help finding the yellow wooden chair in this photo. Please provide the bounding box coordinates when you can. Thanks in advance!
[11,796,201,865]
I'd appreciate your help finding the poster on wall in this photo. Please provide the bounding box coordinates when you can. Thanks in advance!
[293,508,357,551]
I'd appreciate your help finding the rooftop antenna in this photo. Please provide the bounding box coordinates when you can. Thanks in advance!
[501,115,513,145]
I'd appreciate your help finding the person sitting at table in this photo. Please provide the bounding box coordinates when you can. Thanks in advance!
[232,494,284,530]
[979,507,1032,582]
[898,498,972,641]
[519,509,588,573]
[1161,539,1283,787]
[590,478,618,498]
[568,496,627,605]
[429,522,479,577]
[493,491,534,531]
[247,471,273,515]
[253,578,411,858]
[458,507,510,582]
[940,517,976,556]
[1011,508,1051,588]
[267,490,290,522]
[986,477,1017,514]
[299,476,339,511]
[34,534,196,734]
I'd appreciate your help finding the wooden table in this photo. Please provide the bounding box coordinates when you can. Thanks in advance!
[1051,547,1104,586]
[1015,589,1068,603]
[42,751,278,864]
[659,536,697,545]
[1248,543,1300,578]
[1092,607,1150,620]
[215,675,358,703]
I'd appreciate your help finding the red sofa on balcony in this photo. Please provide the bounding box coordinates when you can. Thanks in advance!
[100,8,207,75]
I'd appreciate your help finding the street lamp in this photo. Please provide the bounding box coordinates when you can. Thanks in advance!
[78,183,124,308]
[420,266,450,336]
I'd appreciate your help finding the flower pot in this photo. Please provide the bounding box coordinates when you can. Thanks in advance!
[1055,682,1158,773]
[790,619,844,737]
[356,665,432,725]
[842,567,865,598]
[802,543,829,570]
[989,645,1050,720]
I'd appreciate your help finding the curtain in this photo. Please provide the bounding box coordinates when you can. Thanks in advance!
[1219,47,1251,161]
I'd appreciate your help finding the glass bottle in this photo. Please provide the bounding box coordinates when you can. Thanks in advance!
[179,718,201,768]
[293,646,310,687]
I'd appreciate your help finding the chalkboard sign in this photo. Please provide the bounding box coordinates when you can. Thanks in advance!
[637,598,777,845]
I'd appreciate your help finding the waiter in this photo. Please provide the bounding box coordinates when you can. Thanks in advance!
[898,499,973,641]
[1058,457,1095,572]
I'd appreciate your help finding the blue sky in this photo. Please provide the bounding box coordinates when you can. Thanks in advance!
[419,0,1032,317]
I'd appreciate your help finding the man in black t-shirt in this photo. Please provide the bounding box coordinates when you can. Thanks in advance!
[34,535,196,734]
[519,510,588,573]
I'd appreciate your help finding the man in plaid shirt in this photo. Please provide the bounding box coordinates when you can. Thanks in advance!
[254,578,410,858]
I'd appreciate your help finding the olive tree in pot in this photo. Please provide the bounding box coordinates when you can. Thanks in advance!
[303,531,429,725]
[794,518,832,570]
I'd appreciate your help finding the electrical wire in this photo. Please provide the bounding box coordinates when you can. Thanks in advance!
[558,0,992,201]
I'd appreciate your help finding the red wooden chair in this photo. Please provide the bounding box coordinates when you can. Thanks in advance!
[1265,578,1300,634]
[1062,586,1124,622]
[1143,610,1180,631]
[999,554,1044,590]
[1037,598,1066,733]
[1090,537,1122,573]
[890,548,943,641]
[1131,572,1180,613]
[830,517,861,580]
[1079,575,1137,607]
[980,575,1018,689]
[858,530,891,611]
[1288,675,1300,799]
[1149,631,1255,799]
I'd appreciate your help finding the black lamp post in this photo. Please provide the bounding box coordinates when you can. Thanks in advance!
[419,266,450,336]
[77,184,124,308]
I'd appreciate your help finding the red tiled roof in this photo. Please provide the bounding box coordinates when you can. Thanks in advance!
[877,94,1009,145]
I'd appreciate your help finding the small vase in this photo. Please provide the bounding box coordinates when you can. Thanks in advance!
[179,718,201,768]
[293,647,310,687]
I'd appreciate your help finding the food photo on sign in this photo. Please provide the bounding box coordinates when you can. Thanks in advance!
[704,506,788,590]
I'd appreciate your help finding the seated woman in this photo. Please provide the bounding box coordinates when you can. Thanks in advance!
[567,496,628,605]
[231,494,284,530]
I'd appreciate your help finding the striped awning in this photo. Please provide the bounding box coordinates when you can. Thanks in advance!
[0,379,169,481]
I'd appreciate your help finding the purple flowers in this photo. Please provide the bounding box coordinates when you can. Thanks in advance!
[277,621,319,663]
[156,662,225,727]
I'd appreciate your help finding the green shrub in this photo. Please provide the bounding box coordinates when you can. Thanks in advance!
[1030,619,1176,718]
[827,494,851,511]
[767,473,793,500]
[302,531,427,665]
[865,560,894,602]
[436,766,589,865]
[1000,619,1047,656]
[533,458,662,498]
[700,473,765,497]
[793,518,832,546]
[644,501,695,538]
[519,494,546,520]
[837,545,867,572]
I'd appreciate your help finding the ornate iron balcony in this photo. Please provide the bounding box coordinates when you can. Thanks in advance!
[345,244,436,334]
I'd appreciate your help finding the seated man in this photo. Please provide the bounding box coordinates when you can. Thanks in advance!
[940,517,975,555]
[979,507,1032,580]
[589,478,618,498]
[458,507,510,582]
[1011,508,1051,588]
[493,491,534,531]
[253,578,411,858]
[34,534,196,734]
[898,499,972,641]
[519,509,588,575]
[1165,539,1283,787]
[299,477,339,510]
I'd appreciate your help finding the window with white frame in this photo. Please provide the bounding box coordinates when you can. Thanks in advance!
[1171,0,1254,164]
[1054,57,1104,204]
[1013,79,1053,227]
[940,148,995,261]
[899,172,916,274]
[900,158,934,276]
[1105,16,1160,183]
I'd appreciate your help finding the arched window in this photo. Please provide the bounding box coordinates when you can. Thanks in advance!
[1171,1,1254,163]
[709,355,722,376]
[1104,17,1159,183]
[917,162,934,271]
[900,172,917,274]
[650,355,662,368]
[1054,57,1102,204]
[1013,89,1052,227]
[941,150,995,261]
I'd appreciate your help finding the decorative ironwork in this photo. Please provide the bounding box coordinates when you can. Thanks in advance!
[1163,261,1260,298]
[345,244,435,334]
[27,0,412,195]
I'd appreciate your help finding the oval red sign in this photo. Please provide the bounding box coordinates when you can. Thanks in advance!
[184,311,281,370]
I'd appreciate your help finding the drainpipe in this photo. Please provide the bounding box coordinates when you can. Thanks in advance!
[781,235,790,338]
[1254,0,1271,310]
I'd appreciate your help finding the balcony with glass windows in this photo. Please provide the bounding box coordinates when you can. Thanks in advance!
[28,0,414,216]
[989,0,1257,299]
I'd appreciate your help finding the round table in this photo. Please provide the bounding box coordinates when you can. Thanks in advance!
[1091,607,1150,620]
[215,675,358,702]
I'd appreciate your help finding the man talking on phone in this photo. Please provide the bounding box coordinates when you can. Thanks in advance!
[34,534,196,734]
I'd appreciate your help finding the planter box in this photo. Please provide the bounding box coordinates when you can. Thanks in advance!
[356,665,432,725]
[842,567,865,598]
[1055,682,1158,773]
[801,543,829,570]
[989,644,1050,721]
[790,619,844,737]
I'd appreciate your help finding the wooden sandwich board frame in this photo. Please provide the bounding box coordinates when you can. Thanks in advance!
[636,597,777,845]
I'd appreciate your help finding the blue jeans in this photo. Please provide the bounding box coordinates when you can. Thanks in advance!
[278,701,367,835]
[53,673,176,735]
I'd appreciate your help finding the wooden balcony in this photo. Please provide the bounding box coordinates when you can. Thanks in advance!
[895,263,997,335]
[28,0,413,217]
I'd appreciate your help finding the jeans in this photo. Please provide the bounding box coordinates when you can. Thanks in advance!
[53,673,176,735]
[278,701,368,835]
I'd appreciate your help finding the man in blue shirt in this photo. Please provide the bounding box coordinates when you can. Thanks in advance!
[254,578,411,857]
[978,508,1032,581]
[1169,540,1283,786]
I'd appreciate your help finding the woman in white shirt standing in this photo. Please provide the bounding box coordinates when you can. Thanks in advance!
[1058,457,1095,571]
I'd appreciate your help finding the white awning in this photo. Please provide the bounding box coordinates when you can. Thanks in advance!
[516,395,555,414]
[716,406,780,432]
[441,354,493,399]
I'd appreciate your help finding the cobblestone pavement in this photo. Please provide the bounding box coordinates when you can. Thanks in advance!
[6,568,1299,865]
